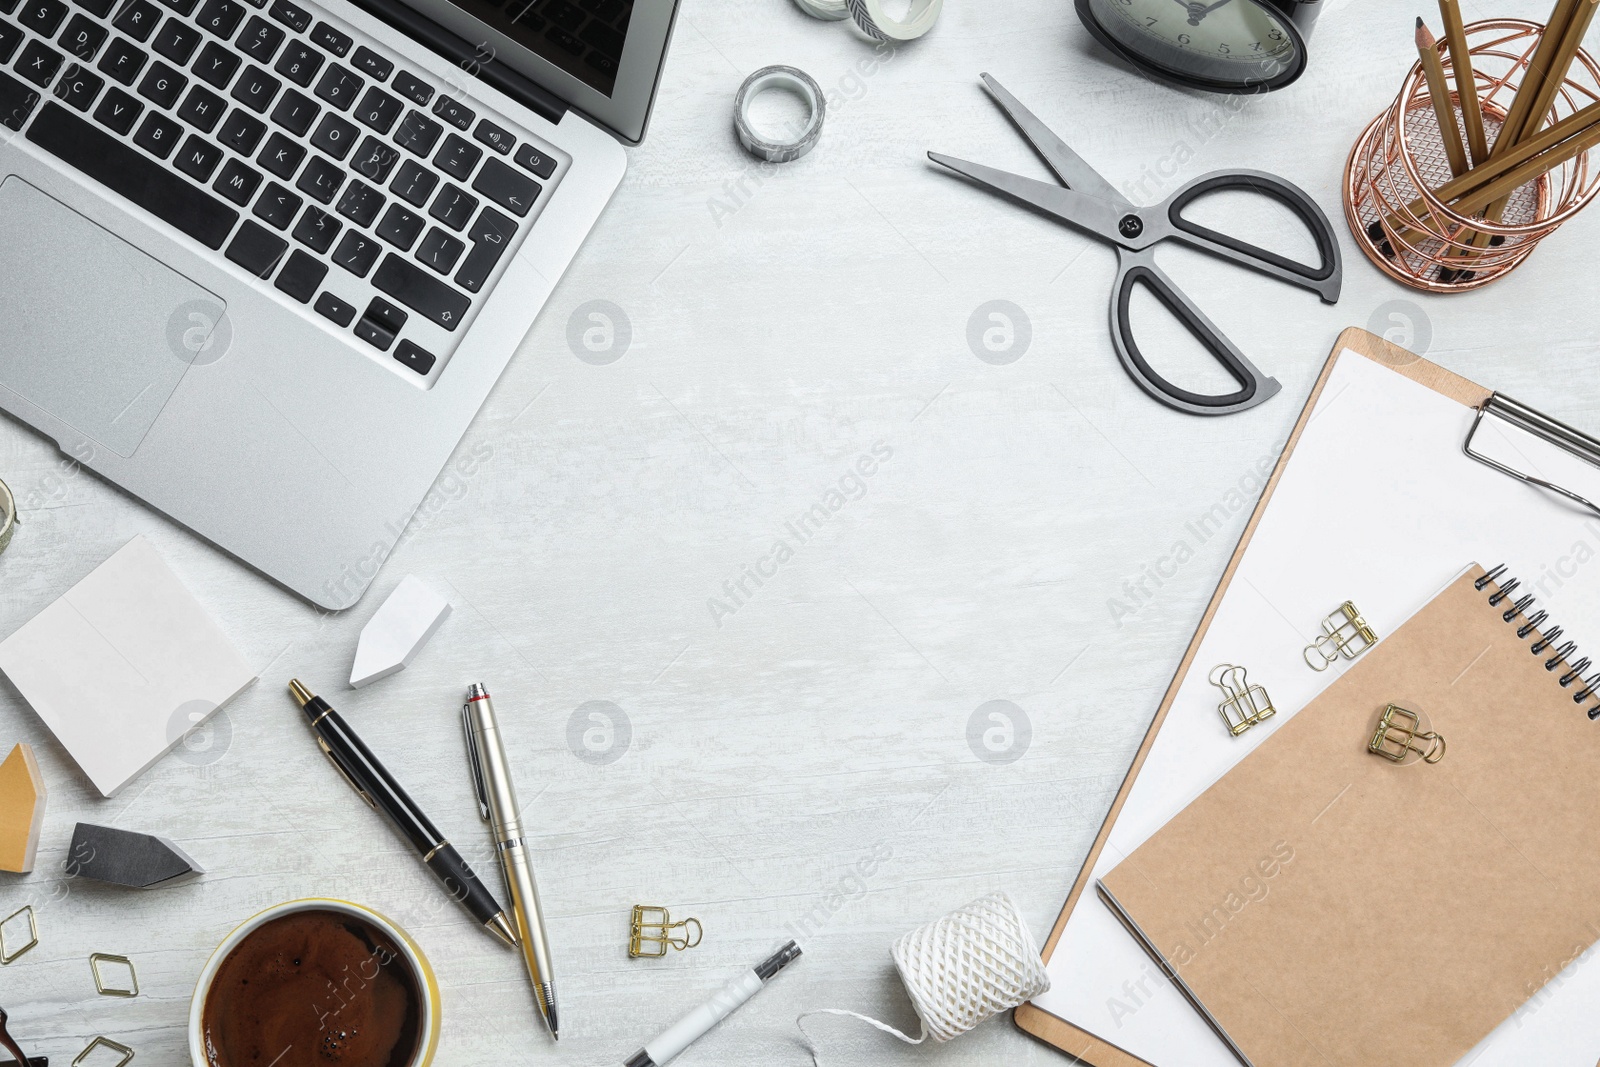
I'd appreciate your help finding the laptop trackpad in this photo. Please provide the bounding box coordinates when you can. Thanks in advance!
[0,176,223,458]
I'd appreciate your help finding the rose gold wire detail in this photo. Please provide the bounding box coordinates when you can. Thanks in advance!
[1344,19,1600,292]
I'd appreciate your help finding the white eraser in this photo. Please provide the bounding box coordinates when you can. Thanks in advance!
[350,575,451,688]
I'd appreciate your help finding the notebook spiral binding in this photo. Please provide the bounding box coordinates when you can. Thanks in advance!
[1478,564,1600,719]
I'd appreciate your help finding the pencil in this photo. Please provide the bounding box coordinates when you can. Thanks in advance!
[1495,0,1582,154]
[1440,0,1489,164]
[1449,119,1600,216]
[1418,19,1470,176]
[1516,0,1599,147]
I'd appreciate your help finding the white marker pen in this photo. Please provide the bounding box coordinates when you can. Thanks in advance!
[623,941,803,1067]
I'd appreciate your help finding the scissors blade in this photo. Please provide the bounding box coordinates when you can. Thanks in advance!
[978,73,1132,212]
[927,152,1126,242]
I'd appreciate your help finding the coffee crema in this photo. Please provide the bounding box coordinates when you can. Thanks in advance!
[201,908,424,1067]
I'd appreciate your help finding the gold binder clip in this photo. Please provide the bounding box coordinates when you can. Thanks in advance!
[1304,601,1377,671]
[629,906,703,959]
[1368,704,1446,764]
[1210,664,1275,737]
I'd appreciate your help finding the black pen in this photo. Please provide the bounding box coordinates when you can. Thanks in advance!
[289,680,517,947]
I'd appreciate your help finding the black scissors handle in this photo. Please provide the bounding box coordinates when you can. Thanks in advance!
[1158,170,1343,305]
[1110,249,1282,417]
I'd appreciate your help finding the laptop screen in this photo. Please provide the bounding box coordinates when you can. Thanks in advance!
[440,0,634,97]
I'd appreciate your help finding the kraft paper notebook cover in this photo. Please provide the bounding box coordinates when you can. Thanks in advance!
[1014,328,1600,1067]
[1098,565,1600,1067]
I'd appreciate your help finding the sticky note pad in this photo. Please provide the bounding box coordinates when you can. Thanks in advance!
[0,536,256,797]
[0,743,45,873]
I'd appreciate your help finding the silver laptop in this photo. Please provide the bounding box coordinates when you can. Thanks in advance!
[0,0,678,608]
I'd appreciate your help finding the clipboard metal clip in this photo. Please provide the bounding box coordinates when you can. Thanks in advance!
[1368,704,1446,764]
[1210,664,1275,737]
[1304,601,1377,671]
[1464,393,1600,518]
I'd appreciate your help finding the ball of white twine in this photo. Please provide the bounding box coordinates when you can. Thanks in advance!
[798,892,1050,1060]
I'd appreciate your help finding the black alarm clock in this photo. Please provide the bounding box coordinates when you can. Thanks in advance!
[1076,0,1323,93]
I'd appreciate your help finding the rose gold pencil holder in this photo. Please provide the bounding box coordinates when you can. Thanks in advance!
[1344,19,1600,292]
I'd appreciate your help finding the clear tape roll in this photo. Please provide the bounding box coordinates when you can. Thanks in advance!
[846,0,943,41]
[792,0,850,19]
[734,66,826,163]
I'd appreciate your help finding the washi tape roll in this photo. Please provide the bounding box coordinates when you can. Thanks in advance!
[0,477,14,557]
[792,0,850,19]
[734,66,826,163]
[846,0,943,41]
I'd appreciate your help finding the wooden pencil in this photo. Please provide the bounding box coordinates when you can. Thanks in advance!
[1418,19,1471,176]
[1440,0,1489,164]
[1494,0,1582,154]
[1449,119,1600,216]
[1517,0,1599,147]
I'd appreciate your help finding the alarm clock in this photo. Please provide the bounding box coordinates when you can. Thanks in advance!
[1076,0,1323,93]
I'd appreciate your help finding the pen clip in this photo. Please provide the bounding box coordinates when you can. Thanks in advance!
[461,703,491,822]
[318,737,376,809]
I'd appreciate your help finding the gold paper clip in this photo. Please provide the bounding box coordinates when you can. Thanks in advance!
[0,906,37,965]
[1210,664,1275,737]
[1304,601,1378,671]
[72,1036,134,1067]
[629,906,703,959]
[91,953,139,997]
[1368,704,1446,764]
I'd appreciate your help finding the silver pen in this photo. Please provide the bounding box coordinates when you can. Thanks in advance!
[463,682,560,1039]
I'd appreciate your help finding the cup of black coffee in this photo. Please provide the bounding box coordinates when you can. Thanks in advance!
[189,899,440,1067]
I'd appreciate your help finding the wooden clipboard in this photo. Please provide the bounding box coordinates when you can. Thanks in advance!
[1012,328,1490,1066]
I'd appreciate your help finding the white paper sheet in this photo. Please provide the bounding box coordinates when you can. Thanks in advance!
[0,535,256,796]
[1029,350,1600,1067]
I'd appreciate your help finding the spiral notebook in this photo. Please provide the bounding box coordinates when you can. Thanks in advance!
[1097,564,1600,1067]
[1015,328,1600,1067]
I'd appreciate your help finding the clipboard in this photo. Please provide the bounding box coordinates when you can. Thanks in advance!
[1014,326,1600,1066]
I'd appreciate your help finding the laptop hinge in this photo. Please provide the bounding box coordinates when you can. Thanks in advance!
[344,0,567,127]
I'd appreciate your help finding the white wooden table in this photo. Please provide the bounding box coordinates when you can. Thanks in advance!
[3,0,1598,1063]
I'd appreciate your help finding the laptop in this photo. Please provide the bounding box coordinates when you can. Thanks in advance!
[0,0,679,608]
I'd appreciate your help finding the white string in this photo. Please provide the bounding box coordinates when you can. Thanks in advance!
[798,892,1050,1062]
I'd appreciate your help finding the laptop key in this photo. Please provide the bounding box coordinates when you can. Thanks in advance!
[135,59,183,106]
[151,19,200,63]
[132,107,180,155]
[111,0,161,39]
[431,94,470,130]
[96,38,147,85]
[354,316,394,350]
[312,63,359,109]
[427,182,475,230]
[349,44,389,80]
[173,132,222,180]
[374,202,421,249]
[454,204,514,293]
[212,155,260,203]
[433,133,478,180]
[27,101,239,244]
[513,141,556,179]
[256,130,302,177]
[52,63,102,110]
[314,290,355,326]
[229,62,277,111]
[334,177,381,225]
[309,109,355,158]
[273,40,322,86]
[16,41,64,88]
[252,178,298,227]
[392,108,440,156]
[0,22,20,65]
[268,86,316,133]
[91,84,141,132]
[393,338,435,375]
[363,296,405,333]
[0,70,41,130]
[274,247,325,302]
[60,15,107,60]
[331,228,378,276]
[175,83,224,129]
[472,118,511,155]
[18,0,67,37]
[353,85,399,133]
[472,157,536,217]
[372,254,469,330]
[415,226,463,274]
[389,159,435,207]
[291,203,339,251]
[267,0,306,31]
[216,106,264,151]
[225,218,286,276]
[195,0,245,38]
[391,68,430,105]
[152,0,197,15]
[192,41,239,88]
[237,14,282,60]
[309,21,349,57]
[74,0,117,16]
[295,153,341,203]
[350,134,397,182]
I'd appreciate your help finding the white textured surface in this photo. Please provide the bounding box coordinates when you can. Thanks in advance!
[3,0,1600,1063]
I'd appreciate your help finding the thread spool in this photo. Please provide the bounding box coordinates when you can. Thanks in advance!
[797,892,1049,1060]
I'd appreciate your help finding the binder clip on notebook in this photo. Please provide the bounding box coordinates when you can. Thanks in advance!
[1303,601,1378,671]
[1368,704,1446,765]
[1210,664,1276,737]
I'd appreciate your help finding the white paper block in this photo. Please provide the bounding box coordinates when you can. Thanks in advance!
[350,575,451,688]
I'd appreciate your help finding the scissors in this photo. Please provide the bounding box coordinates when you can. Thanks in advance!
[930,74,1342,416]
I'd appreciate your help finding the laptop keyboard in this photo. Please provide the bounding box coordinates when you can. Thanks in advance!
[0,0,567,382]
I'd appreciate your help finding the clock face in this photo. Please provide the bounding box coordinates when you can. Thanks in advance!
[1081,0,1304,91]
